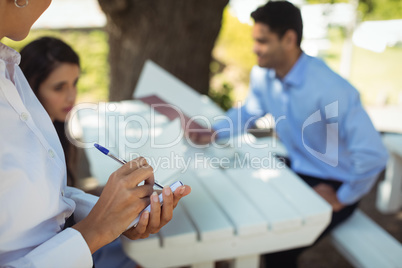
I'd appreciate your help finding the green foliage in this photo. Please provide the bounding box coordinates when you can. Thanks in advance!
[208,8,255,109]
[359,0,402,20]
[350,44,402,105]
[3,0,401,109]
[211,5,402,108]
[314,27,402,105]
[2,29,109,102]
[306,0,402,20]
[306,0,348,4]
[209,82,234,111]
[214,8,255,74]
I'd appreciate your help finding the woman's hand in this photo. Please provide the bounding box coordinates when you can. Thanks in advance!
[123,184,191,240]
[72,157,191,253]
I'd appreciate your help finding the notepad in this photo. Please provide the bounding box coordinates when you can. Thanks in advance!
[127,180,184,229]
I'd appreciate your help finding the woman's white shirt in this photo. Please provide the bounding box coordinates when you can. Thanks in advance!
[0,43,98,267]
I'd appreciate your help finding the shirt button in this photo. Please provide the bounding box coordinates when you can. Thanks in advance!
[20,112,29,122]
[48,149,55,158]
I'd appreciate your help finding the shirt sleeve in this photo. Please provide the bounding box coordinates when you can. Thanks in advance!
[65,186,99,222]
[213,67,267,139]
[2,228,93,268]
[336,93,388,204]
[2,189,98,268]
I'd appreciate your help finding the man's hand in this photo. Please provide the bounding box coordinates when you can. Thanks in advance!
[72,157,191,253]
[313,183,345,212]
[187,129,216,145]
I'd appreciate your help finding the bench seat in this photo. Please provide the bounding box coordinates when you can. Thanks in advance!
[331,209,402,268]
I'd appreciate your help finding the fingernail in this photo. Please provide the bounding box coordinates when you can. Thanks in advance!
[152,191,159,203]
[163,186,171,196]
[179,186,185,195]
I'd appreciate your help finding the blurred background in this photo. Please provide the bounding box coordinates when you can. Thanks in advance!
[3,0,401,267]
[3,0,402,109]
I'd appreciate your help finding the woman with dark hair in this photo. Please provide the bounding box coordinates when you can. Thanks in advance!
[20,36,79,187]
[19,37,140,267]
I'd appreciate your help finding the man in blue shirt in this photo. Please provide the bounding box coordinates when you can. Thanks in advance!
[191,1,388,266]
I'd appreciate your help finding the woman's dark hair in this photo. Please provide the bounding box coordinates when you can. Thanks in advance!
[251,1,303,47]
[20,36,80,94]
[20,37,80,187]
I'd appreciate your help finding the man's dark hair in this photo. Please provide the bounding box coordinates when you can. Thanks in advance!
[251,1,303,47]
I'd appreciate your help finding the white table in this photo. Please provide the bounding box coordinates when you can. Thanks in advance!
[71,100,332,268]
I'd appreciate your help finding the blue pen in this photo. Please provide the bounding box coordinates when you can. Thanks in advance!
[94,143,164,189]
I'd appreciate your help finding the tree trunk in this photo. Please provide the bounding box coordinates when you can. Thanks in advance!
[98,0,229,101]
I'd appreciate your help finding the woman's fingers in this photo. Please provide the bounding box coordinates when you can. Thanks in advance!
[173,185,191,208]
[143,167,155,187]
[122,184,191,241]
[123,210,150,240]
[131,184,154,199]
[147,192,162,233]
[122,164,154,189]
[119,157,148,175]
[159,186,174,226]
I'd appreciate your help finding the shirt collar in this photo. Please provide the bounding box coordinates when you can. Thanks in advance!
[0,42,21,65]
[282,52,308,88]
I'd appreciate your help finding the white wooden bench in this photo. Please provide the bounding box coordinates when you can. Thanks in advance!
[331,209,402,268]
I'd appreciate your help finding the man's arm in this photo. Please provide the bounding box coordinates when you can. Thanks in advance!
[189,67,267,144]
[336,94,388,205]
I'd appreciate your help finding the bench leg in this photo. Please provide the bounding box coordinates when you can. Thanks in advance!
[231,254,260,268]
[191,261,214,268]
[376,152,402,213]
